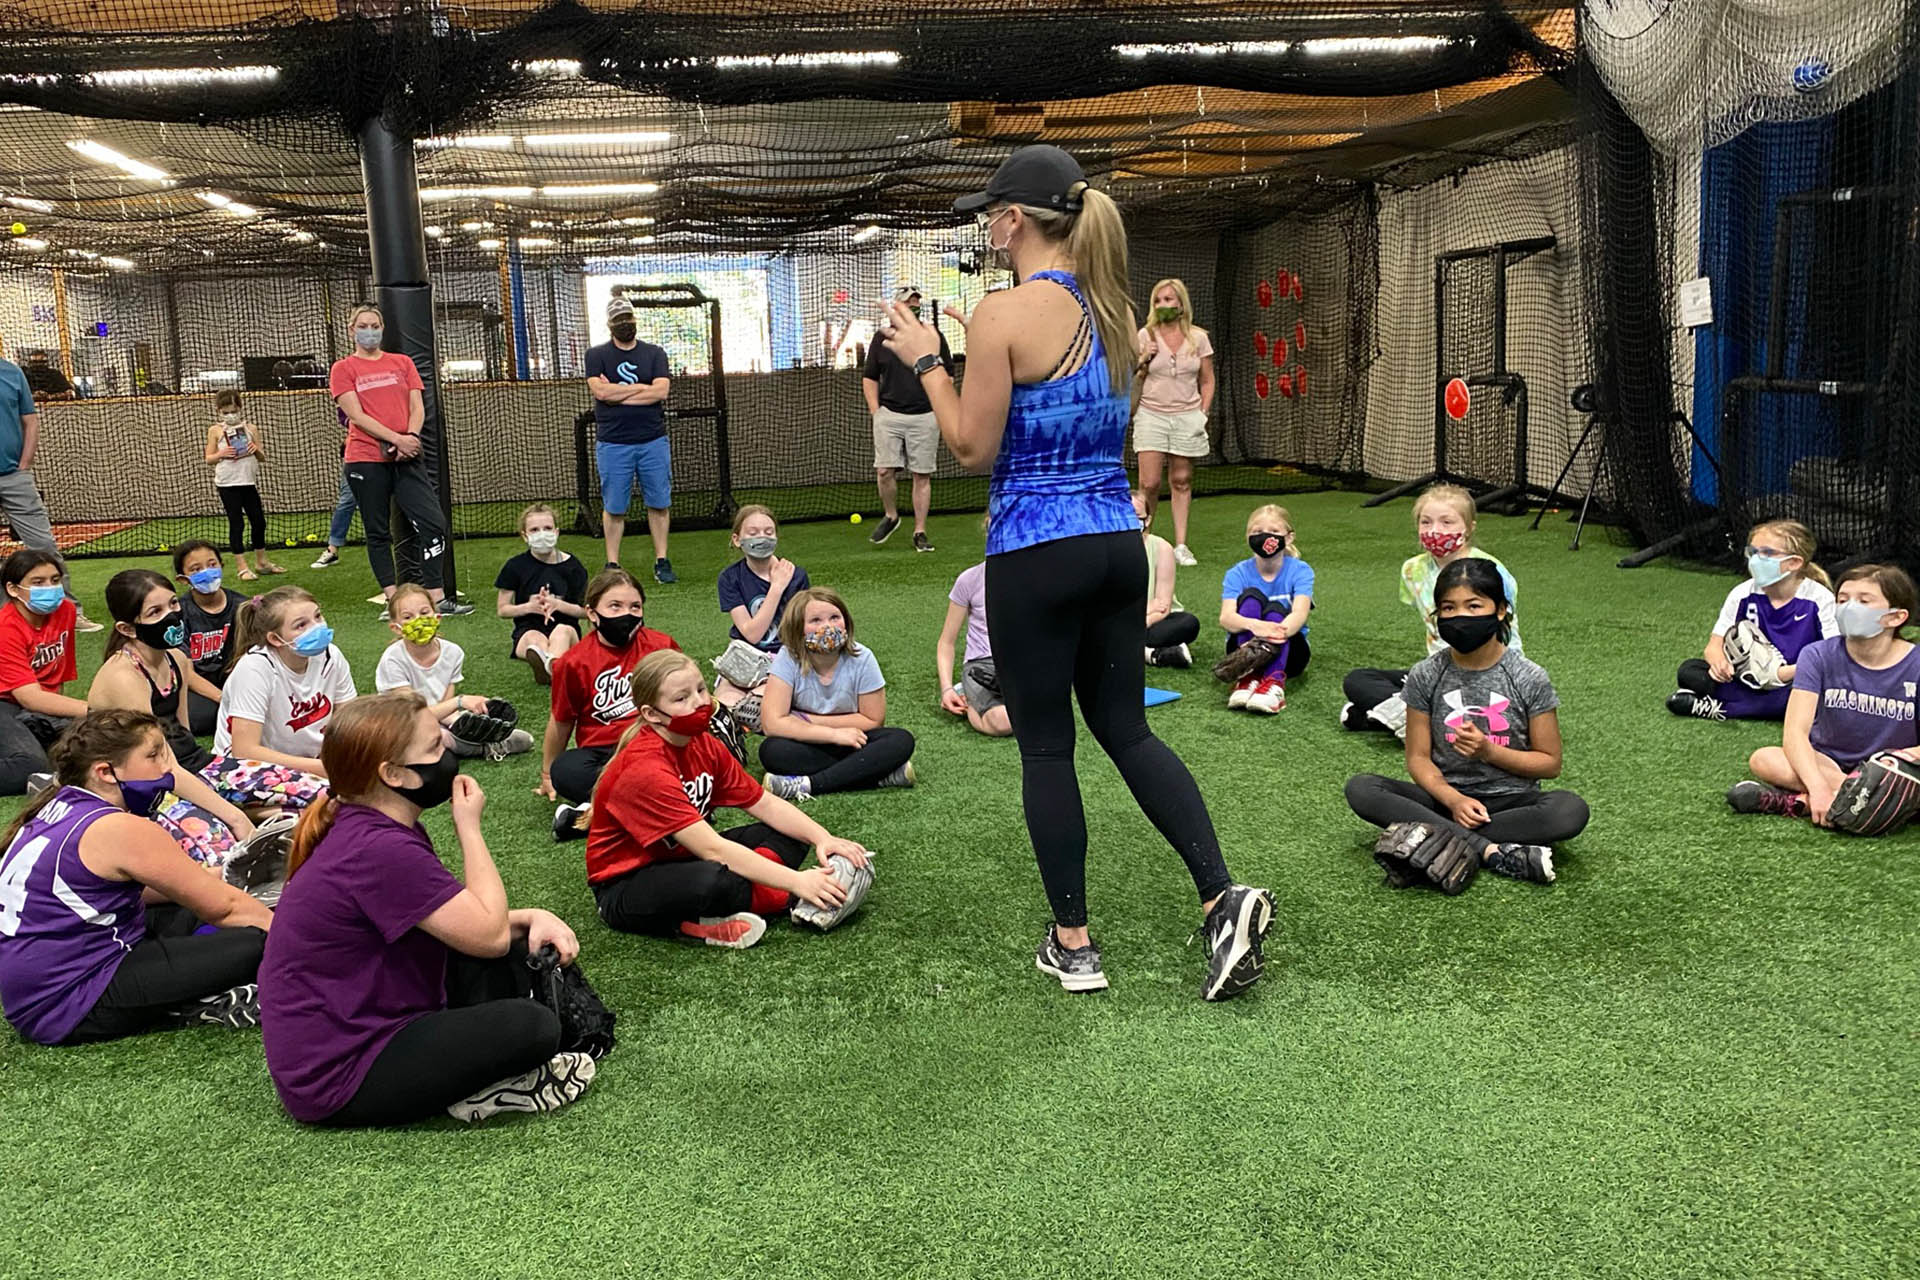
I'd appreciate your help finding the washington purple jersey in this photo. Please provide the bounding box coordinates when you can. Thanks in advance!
[0,787,145,1045]
[1713,578,1837,662]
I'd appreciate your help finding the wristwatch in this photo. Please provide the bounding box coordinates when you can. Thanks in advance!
[912,353,943,378]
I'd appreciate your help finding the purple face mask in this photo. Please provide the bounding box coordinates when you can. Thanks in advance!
[113,769,175,819]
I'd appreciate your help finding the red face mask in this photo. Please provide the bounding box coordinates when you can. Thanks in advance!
[1420,529,1467,557]
[665,705,712,737]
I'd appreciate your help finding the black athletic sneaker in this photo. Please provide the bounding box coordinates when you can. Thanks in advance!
[708,703,748,767]
[1667,689,1726,720]
[447,1051,596,1122]
[912,531,935,553]
[188,983,261,1029]
[654,558,677,585]
[1199,885,1275,1001]
[1726,780,1809,818]
[1035,927,1108,993]
[437,597,476,617]
[1483,843,1556,884]
[553,802,591,842]
[1149,643,1194,669]
[868,515,901,545]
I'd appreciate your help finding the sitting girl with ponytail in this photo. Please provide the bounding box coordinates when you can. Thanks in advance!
[261,692,597,1127]
[0,710,271,1046]
[216,585,358,777]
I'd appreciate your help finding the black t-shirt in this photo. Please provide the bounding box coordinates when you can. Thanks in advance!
[181,589,248,686]
[495,552,589,626]
[584,340,670,444]
[863,330,952,414]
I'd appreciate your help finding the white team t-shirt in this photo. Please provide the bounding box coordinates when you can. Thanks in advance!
[215,645,358,759]
[375,637,466,704]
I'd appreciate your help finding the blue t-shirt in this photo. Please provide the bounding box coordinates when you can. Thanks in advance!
[1221,556,1316,634]
[717,559,811,650]
[584,340,669,444]
[0,358,36,474]
[769,645,885,717]
[986,271,1138,557]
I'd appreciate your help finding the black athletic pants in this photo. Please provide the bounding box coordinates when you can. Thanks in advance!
[552,745,616,804]
[1343,774,1591,849]
[985,531,1232,928]
[758,726,915,794]
[1342,667,1409,730]
[0,703,70,796]
[593,823,811,936]
[64,905,265,1044]
[344,459,447,591]
[322,942,560,1127]
[217,484,267,555]
[188,688,220,738]
[1144,611,1201,650]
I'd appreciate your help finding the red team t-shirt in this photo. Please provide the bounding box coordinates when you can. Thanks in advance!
[549,627,682,749]
[329,351,425,464]
[586,728,764,884]
[0,599,77,702]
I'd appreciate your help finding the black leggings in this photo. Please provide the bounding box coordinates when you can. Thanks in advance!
[217,484,267,554]
[1343,774,1591,850]
[344,459,447,591]
[593,823,812,936]
[1342,667,1409,730]
[552,745,616,804]
[758,726,915,794]
[322,943,560,1127]
[986,531,1232,928]
[188,687,220,738]
[64,905,265,1044]
[0,702,70,796]
[1145,611,1200,650]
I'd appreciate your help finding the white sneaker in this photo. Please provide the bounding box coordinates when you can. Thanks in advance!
[1338,701,1355,729]
[484,729,535,760]
[1245,678,1285,714]
[1366,694,1409,739]
[1227,678,1257,710]
[447,1051,596,1122]
[1173,544,1198,567]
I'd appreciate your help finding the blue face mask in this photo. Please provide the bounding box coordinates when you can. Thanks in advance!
[22,584,64,615]
[354,326,383,351]
[186,567,223,593]
[1748,553,1788,588]
[289,623,334,656]
[1836,601,1896,640]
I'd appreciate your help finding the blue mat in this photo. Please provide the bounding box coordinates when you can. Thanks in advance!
[1144,687,1182,708]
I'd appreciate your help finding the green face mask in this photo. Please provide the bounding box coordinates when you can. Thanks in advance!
[1154,306,1182,324]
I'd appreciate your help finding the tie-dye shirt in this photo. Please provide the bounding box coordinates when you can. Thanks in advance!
[985,271,1139,557]
[1400,647,1560,797]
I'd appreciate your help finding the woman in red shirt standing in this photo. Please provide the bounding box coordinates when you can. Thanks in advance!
[329,304,467,617]
[0,548,87,794]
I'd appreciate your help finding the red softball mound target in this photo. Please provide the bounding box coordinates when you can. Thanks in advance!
[1444,377,1471,420]
[1253,332,1268,358]
[1255,372,1270,399]
[1256,280,1273,308]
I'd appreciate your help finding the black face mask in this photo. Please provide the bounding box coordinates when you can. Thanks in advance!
[610,323,637,343]
[1437,614,1504,655]
[389,750,458,810]
[596,613,643,648]
[1248,531,1287,559]
[133,609,185,651]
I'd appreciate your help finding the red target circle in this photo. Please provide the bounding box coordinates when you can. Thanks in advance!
[1292,275,1306,302]
[1444,377,1471,420]
[1294,368,1307,397]
[1256,280,1273,308]
[1253,331,1268,358]
[1294,321,1307,353]
[1255,372,1270,399]
[1278,371,1296,398]
[1273,335,1288,365]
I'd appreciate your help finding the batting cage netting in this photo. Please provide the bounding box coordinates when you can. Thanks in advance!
[0,1,1913,574]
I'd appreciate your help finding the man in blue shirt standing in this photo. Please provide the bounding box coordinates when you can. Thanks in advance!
[0,355,99,632]
[584,296,675,583]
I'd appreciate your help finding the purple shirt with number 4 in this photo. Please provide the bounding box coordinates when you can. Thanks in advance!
[1791,636,1920,769]
[260,804,464,1123]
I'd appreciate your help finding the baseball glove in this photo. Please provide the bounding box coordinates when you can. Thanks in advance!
[1214,639,1280,684]
[1723,619,1787,691]
[1373,821,1480,895]
[1829,750,1920,837]
[448,698,518,746]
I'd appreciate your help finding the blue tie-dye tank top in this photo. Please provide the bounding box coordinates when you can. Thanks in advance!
[986,271,1140,557]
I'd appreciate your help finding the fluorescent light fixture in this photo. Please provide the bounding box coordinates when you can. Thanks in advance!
[9,238,46,251]
[290,230,316,243]
[540,182,658,197]
[66,140,169,182]
[851,224,882,244]
[101,256,135,270]
[523,130,672,147]
[477,238,503,250]
[715,50,899,70]
[421,186,535,201]
[3,195,53,213]
[1300,36,1455,56]
[64,247,98,259]
[618,216,656,227]
[518,237,556,247]
[458,220,491,231]
[443,359,485,373]
[630,235,656,245]
[200,370,243,387]
[520,59,582,77]
[424,225,444,238]
[196,192,257,217]
[86,65,278,88]
[1116,40,1290,58]
[418,134,514,150]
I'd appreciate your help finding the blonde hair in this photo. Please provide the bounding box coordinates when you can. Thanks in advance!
[1749,519,1831,589]
[1017,183,1133,396]
[1413,483,1477,531]
[1146,277,1195,346]
[347,303,383,329]
[518,502,557,534]
[1245,503,1299,557]
[778,586,861,675]
[227,584,319,672]
[731,504,776,537]
[604,650,702,767]
[388,582,435,619]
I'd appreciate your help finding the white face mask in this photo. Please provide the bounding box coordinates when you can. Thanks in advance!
[221,412,243,426]
[526,529,559,553]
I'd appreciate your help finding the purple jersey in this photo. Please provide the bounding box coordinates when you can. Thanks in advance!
[1714,578,1836,662]
[0,787,144,1045]
[1794,637,1920,768]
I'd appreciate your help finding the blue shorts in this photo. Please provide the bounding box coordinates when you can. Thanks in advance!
[596,437,671,516]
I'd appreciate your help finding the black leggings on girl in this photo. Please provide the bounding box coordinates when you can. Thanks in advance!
[0,704,68,797]
[551,745,616,804]
[323,942,560,1127]
[986,531,1232,928]
[1343,774,1591,848]
[217,484,267,554]
[1144,611,1200,650]
[64,905,265,1043]
[593,823,811,935]
[1342,668,1408,730]
[758,727,915,793]
[343,458,448,591]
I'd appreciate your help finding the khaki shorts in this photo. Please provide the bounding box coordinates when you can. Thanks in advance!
[1132,406,1210,458]
[873,408,939,473]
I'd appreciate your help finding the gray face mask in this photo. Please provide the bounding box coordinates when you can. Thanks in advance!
[739,534,778,560]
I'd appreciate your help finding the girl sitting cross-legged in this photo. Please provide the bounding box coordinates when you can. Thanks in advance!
[758,588,917,801]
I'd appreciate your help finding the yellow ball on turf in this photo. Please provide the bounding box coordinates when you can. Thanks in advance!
[850,513,862,524]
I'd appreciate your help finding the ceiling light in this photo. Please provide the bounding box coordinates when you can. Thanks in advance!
[9,238,46,251]
[520,59,582,77]
[3,195,53,214]
[418,134,514,150]
[523,130,672,147]
[64,248,98,259]
[66,140,170,182]
[618,216,656,227]
[629,235,656,245]
[197,192,258,218]
[458,220,491,231]
[714,50,899,70]
[540,183,658,197]
[421,186,534,201]
[477,238,503,250]
[1300,36,1455,56]
[425,225,444,238]
[102,256,135,270]
[85,65,278,88]
[518,237,556,247]
[1115,40,1291,57]
[290,230,316,243]
[851,225,882,244]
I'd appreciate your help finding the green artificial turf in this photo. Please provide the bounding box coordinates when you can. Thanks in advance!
[3,491,1914,1279]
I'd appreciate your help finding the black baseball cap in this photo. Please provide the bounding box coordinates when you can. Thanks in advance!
[953,145,1087,215]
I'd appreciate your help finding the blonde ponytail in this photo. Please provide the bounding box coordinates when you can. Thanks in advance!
[1022,183,1134,396]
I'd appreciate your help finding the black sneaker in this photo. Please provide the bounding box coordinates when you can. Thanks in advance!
[1035,927,1108,992]
[708,703,748,767]
[1667,689,1726,720]
[553,802,591,842]
[654,558,677,585]
[188,983,261,1029]
[1483,843,1556,884]
[604,561,620,571]
[1150,643,1194,669]
[868,515,901,545]
[310,546,340,569]
[437,596,476,617]
[912,531,935,553]
[1199,885,1275,1002]
[1726,780,1809,818]
[447,1051,596,1122]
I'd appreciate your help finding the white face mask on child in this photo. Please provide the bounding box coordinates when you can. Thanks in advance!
[526,530,559,553]
[221,412,243,426]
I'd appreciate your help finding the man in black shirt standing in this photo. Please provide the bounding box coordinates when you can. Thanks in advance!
[861,286,950,552]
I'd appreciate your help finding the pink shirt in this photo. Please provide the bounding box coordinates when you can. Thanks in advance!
[1136,325,1213,414]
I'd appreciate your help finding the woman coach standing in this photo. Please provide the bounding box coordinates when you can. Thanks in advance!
[1131,277,1214,565]
[882,145,1272,1001]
